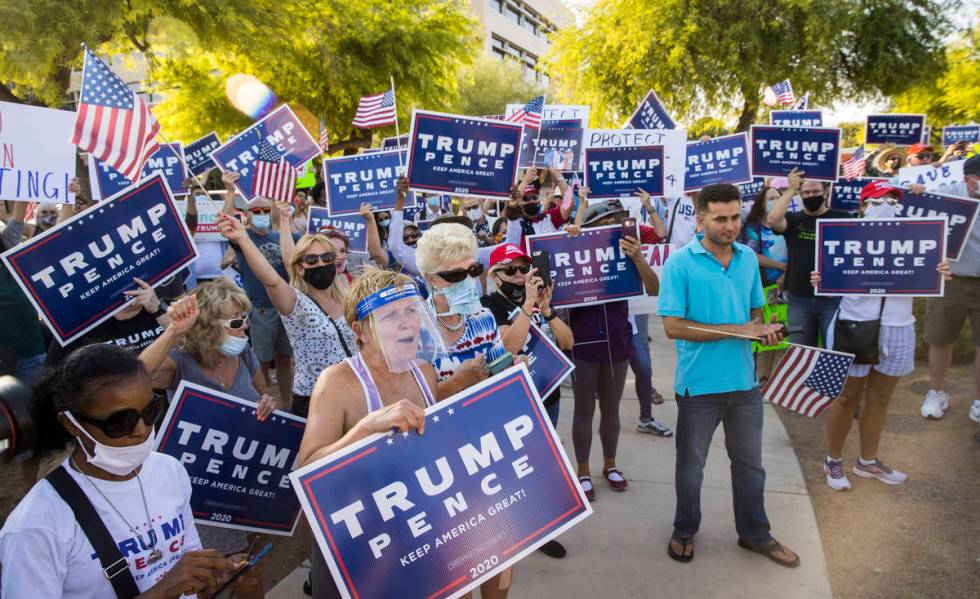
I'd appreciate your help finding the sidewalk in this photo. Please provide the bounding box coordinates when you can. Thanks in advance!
[269,316,833,599]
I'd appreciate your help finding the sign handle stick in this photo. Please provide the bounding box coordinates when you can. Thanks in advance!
[685,325,855,356]
[390,75,403,168]
[154,129,225,214]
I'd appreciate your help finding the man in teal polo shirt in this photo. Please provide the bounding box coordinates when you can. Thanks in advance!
[658,183,799,568]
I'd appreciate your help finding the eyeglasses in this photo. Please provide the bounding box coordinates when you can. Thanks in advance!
[73,395,165,439]
[300,252,336,267]
[498,264,531,276]
[863,197,899,206]
[403,232,420,242]
[435,262,484,283]
[248,207,272,215]
[223,313,249,330]
[915,152,934,161]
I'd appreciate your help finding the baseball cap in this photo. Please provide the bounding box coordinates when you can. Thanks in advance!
[489,243,530,269]
[860,180,903,201]
[907,143,934,157]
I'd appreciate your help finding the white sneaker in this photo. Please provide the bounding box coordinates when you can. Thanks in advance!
[853,459,907,485]
[921,389,948,419]
[970,400,980,424]
[823,458,851,491]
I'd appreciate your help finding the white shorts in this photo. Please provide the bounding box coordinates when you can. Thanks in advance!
[848,324,916,378]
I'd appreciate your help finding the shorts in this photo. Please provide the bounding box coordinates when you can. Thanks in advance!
[249,305,293,362]
[924,275,980,346]
[848,324,915,378]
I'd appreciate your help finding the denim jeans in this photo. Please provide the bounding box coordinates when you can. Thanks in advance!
[545,400,560,429]
[673,387,770,546]
[630,314,655,420]
[786,293,841,347]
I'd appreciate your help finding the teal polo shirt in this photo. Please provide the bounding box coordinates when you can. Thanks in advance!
[657,234,765,397]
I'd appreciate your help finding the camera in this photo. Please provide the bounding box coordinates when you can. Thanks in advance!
[0,375,36,462]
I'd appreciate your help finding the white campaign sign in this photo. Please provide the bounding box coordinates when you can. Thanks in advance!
[584,128,688,197]
[506,103,590,127]
[174,190,226,242]
[896,162,965,194]
[0,101,77,203]
[627,243,674,314]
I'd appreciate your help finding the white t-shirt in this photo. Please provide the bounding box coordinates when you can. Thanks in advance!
[191,241,226,280]
[838,296,915,327]
[0,453,202,599]
[658,196,698,248]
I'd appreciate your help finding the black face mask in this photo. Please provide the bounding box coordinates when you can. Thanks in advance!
[302,263,336,290]
[802,195,824,212]
[498,280,525,303]
[523,202,541,217]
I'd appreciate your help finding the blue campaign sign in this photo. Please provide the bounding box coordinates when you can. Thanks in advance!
[531,122,583,171]
[684,133,752,191]
[625,89,676,130]
[769,110,824,127]
[290,365,590,599]
[405,110,523,200]
[89,143,190,200]
[584,146,666,199]
[323,150,410,216]
[307,207,369,253]
[1,174,197,345]
[521,322,574,399]
[211,104,321,200]
[737,177,767,201]
[381,134,409,150]
[156,381,306,535]
[184,132,222,176]
[865,114,926,146]
[828,177,886,211]
[894,191,980,261]
[750,126,841,182]
[942,125,980,146]
[525,224,644,308]
[815,218,947,296]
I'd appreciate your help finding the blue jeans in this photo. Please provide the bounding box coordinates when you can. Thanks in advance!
[786,293,841,347]
[630,314,656,420]
[673,387,770,546]
[545,400,560,429]
[13,353,45,384]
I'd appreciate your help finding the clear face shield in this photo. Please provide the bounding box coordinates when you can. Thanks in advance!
[355,284,446,373]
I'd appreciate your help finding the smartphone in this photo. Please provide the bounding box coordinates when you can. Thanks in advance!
[214,542,272,598]
[622,217,638,241]
[487,352,514,376]
[530,249,551,288]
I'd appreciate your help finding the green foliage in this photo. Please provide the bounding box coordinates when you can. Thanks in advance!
[837,121,865,149]
[451,53,545,117]
[546,0,954,132]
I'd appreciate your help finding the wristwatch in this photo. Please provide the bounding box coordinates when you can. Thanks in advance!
[152,302,168,318]
[543,309,558,322]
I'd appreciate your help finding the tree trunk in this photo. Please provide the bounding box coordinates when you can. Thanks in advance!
[734,94,759,133]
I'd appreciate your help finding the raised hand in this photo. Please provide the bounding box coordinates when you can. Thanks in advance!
[166,295,199,335]
[123,277,161,314]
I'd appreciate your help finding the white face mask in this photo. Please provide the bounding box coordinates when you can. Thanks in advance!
[863,202,899,219]
[64,412,156,476]
[466,207,483,221]
[219,334,249,357]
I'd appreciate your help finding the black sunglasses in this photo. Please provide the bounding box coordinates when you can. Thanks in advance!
[301,252,336,267]
[435,262,484,283]
[403,232,420,242]
[73,395,165,439]
[916,152,934,161]
[498,264,531,276]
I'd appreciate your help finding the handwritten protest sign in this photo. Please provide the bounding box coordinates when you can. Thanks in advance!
[211,104,321,201]
[769,110,824,127]
[893,191,979,261]
[627,243,673,315]
[684,133,752,191]
[406,110,523,200]
[828,177,887,211]
[90,144,189,200]
[815,218,946,296]
[156,381,306,535]
[0,101,76,204]
[750,126,841,182]
[624,90,675,130]
[583,129,687,198]
[291,365,590,599]
[506,104,590,128]
[184,132,222,176]
[1,174,197,345]
[941,125,980,146]
[896,162,965,194]
[525,224,645,308]
[865,114,926,146]
[323,150,411,215]
[307,207,369,253]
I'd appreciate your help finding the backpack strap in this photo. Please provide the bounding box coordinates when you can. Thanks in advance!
[45,466,140,599]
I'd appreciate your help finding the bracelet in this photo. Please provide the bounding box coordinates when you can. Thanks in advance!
[543,310,558,322]
[152,302,168,318]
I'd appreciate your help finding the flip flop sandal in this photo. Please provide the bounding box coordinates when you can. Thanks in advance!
[737,538,801,568]
[667,534,694,563]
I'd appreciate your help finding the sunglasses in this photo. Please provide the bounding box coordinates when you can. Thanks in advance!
[248,207,272,215]
[863,197,899,206]
[300,252,336,267]
[223,313,249,330]
[915,152,934,161]
[498,264,531,276]
[73,394,165,439]
[403,232,420,242]
[435,262,484,283]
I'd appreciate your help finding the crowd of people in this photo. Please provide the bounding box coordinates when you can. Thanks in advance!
[0,115,976,597]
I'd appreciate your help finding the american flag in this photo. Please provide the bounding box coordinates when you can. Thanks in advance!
[506,96,544,129]
[71,47,160,182]
[792,92,810,110]
[560,173,580,212]
[352,89,397,129]
[318,118,329,152]
[762,345,854,417]
[252,140,297,203]
[841,145,867,180]
[764,80,796,107]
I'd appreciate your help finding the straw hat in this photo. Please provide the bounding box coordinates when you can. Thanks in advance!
[873,145,906,173]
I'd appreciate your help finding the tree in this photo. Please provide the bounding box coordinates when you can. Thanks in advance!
[545,0,955,132]
[451,53,546,117]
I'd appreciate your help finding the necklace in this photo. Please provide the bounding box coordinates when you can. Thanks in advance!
[70,458,164,564]
[437,313,467,331]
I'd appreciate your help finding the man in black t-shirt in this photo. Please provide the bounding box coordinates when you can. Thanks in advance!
[766,168,853,346]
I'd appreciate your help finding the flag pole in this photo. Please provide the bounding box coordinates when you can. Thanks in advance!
[154,129,225,214]
[390,75,403,167]
[685,326,855,356]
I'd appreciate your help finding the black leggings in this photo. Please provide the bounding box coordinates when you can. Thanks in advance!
[311,544,344,599]
[571,358,629,465]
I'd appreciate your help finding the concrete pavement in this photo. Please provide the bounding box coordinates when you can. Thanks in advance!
[269,316,833,598]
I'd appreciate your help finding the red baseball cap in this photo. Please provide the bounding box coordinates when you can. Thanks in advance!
[906,143,934,157]
[859,180,903,201]
[489,243,530,268]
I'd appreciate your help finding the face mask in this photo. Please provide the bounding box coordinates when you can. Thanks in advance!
[765,200,776,213]
[523,202,541,217]
[498,280,525,303]
[466,208,483,221]
[219,334,249,357]
[863,202,899,219]
[377,219,390,228]
[303,263,336,290]
[64,412,156,476]
[431,277,481,316]
[39,213,58,227]
[802,195,824,212]
[426,198,440,208]
[251,214,271,230]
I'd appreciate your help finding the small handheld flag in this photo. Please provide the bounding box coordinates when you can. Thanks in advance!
[763,80,796,107]
[763,345,854,417]
[252,141,297,203]
[841,145,866,180]
[505,96,544,130]
[352,89,397,129]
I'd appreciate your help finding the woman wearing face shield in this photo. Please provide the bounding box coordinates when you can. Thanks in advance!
[811,181,951,492]
[215,212,356,419]
[0,344,240,598]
